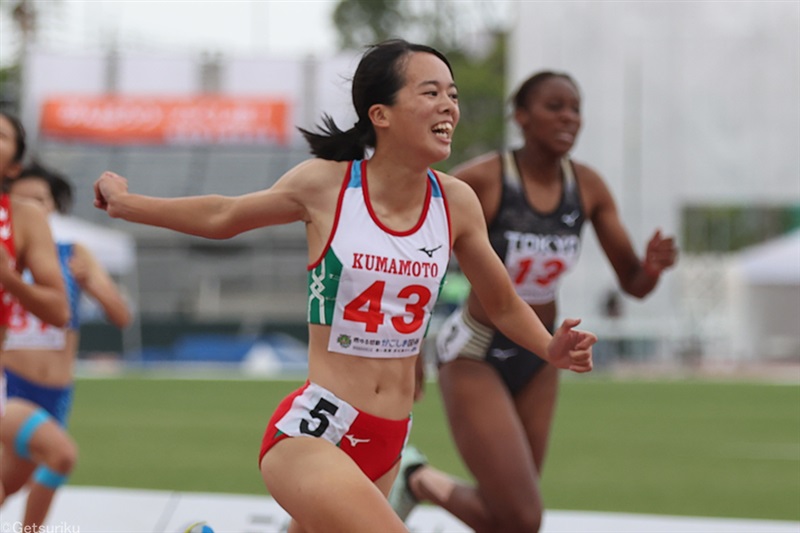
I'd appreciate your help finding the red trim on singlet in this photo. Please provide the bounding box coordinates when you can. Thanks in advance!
[361,160,432,237]
[307,161,353,270]
[0,194,18,327]
[429,168,453,255]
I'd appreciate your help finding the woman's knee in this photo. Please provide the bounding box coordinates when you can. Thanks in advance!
[489,502,543,533]
[51,440,78,475]
[41,434,78,475]
[478,488,543,533]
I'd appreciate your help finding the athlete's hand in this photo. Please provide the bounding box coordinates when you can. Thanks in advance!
[643,229,678,278]
[547,318,595,373]
[94,171,129,215]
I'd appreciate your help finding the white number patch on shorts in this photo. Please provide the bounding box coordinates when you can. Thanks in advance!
[275,383,359,445]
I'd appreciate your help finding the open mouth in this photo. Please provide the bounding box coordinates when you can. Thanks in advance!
[432,122,453,140]
[555,131,576,144]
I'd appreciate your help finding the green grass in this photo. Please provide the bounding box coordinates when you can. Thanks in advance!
[67,375,800,521]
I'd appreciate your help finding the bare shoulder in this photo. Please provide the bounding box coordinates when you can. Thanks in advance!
[10,196,49,235]
[280,158,349,189]
[9,198,52,267]
[264,158,350,214]
[449,152,502,185]
[437,172,483,210]
[10,196,44,217]
[570,158,616,212]
[571,159,607,188]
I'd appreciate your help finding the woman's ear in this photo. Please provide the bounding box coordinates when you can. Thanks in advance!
[513,107,529,130]
[368,104,389,129]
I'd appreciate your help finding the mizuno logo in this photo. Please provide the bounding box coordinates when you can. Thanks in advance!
[561,210,580,227]
[490,348,518,361]
[418,245,443,258]
[344,434,371,447]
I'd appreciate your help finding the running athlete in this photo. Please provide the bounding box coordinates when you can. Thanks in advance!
[0,111,70,507]
[92,44,596,533]
[389,71,678,532]
[2,162,131,528]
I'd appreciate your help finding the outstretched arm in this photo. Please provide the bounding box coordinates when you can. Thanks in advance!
[583,167,678,298]
[93,165,311,239]
[446,177,594,372]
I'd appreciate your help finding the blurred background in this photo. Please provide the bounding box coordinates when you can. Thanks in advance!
[1,2,798,530]
[0,0,798,374]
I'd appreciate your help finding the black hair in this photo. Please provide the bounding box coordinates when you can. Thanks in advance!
[511,71,580,110]
[0,110,27,164]
[15,160,74,214]
[299,39,453,161]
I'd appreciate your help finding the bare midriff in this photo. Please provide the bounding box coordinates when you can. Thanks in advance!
[307,324,416,421]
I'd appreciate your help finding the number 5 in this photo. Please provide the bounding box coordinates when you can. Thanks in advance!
[300,398,339,437]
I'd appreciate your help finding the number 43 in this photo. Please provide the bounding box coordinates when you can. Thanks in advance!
[343,281,431,334]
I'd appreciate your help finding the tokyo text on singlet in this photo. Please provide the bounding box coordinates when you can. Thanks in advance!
[488,151,586,305]
[307,160,451,358]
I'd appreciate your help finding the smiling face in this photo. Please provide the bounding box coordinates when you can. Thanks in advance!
[515,75,582,156]
[376,51,460,165]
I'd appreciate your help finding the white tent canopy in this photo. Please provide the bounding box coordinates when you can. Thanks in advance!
[731,229,800,360]
[736,229,800,285]
[49,214,136,275]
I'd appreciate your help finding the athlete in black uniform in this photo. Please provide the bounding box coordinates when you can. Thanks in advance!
[390,71,678,532]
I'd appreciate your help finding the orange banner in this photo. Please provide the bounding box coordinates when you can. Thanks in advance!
[40,96,290,145]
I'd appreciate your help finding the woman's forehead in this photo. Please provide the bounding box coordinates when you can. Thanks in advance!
[403,52,454,85]
[534,77,579,99]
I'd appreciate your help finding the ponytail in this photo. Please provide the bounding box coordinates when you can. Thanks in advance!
[298,114,374,162]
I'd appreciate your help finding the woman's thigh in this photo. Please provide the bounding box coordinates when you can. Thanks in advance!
[438,359,540,512]
[514,363,560,471]
[260,437,406,533]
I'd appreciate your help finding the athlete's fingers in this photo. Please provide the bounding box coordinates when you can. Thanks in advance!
[558,317,581,333]
[573,331,597,350]
[570,348,591,362]
[569,357,593,373]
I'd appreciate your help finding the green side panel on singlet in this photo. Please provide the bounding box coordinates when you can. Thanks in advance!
[423,271,449,338]
[307,247,343,325]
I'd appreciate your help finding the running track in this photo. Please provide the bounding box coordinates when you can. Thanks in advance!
[1,486,798,532]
